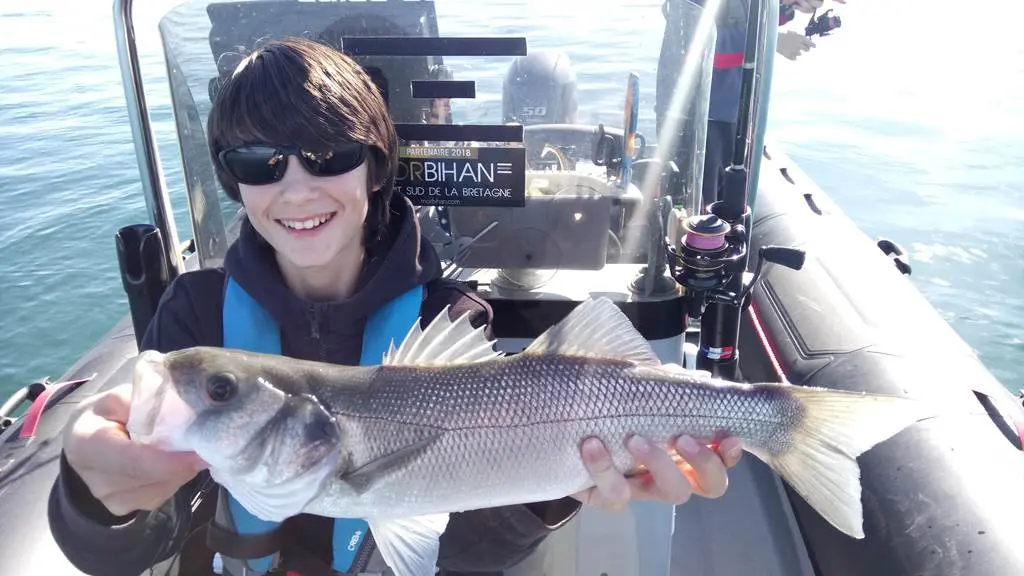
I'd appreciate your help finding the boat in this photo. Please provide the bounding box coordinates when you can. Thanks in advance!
[2,0,1023,574]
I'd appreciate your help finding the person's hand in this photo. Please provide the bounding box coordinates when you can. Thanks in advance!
[777,30,816,61]
[784,0,847,11]
[63,382,208,517]
[570,364,744,511]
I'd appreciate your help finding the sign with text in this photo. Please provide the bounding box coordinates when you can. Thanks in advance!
[394,146,526,207]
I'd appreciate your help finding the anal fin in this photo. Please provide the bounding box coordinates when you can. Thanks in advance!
[369,514,450,576]
[522,297,661,366]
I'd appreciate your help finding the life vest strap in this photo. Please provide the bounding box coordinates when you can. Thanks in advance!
[206,519,284,560]
[207,519,354,576]
[217,276,425,574]
[274,547,345,576]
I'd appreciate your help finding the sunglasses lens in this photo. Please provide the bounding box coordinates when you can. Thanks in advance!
[220,145,285,185]
[300,141,366,176]
[221,142,367,185]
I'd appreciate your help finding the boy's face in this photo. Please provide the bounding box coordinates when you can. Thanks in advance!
[239,157,371,271]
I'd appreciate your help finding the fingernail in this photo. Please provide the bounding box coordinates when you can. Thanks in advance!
[580,437,605,463]
[677,435,701,456]
[725,439,744,460]
[628,435,650,455]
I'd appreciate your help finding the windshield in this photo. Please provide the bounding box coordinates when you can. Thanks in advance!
[156,0,715,285]
[149,0,719,570]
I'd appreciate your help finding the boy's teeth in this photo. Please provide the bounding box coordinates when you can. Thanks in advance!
[280,214,331,230]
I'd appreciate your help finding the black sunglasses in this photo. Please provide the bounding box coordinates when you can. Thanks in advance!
[217,142,368,186]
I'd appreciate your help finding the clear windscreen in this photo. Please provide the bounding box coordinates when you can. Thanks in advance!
[157,0,715,281]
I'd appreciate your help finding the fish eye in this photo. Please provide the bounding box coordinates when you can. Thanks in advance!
[206,372,238,404]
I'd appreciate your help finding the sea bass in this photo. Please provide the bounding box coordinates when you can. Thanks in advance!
[126,297,944,576]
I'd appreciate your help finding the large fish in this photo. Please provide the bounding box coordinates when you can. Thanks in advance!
[126,297,947,576]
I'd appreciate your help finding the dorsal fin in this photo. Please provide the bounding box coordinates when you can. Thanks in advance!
[383,305,503,366]
[521,297,661,366]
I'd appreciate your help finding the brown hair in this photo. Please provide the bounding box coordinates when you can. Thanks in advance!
[207,37,397,246]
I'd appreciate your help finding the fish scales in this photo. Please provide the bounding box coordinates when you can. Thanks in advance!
[304,354,803,518]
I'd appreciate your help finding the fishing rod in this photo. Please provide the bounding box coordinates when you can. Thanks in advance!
[669,0,806,381]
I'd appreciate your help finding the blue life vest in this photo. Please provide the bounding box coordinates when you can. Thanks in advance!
[221,277,425,573]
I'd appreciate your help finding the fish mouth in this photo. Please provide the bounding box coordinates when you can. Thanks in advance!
[126,350,176,445]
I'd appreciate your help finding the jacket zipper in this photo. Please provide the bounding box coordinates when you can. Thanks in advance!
[350,533,377,574]
[308,305,318,336]
[307,305,370,574]
[308,305,327,362]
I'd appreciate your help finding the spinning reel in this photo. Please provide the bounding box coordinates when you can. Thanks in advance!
[669,213,805,318]
[781,4,843,38]
[805,8,841,37]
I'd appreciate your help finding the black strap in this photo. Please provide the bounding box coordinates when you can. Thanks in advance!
[206,520,285,560]
[205,520,358,576]
[273,546,344,576]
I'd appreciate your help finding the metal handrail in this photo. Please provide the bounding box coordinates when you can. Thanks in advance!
[112,0,185,280]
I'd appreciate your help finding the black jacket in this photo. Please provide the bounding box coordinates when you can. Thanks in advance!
[48,197,581,575]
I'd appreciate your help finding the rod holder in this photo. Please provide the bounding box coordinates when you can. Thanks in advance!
[115,224,171,348]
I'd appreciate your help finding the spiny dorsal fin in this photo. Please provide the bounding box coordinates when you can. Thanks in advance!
[521,297,661,366]
[383,305,503,366]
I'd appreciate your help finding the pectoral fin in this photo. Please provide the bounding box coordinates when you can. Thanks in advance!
[341,433,442,494]
[369,514,450,576]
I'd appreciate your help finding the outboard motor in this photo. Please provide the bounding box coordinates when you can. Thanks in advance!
[502,51,579,125]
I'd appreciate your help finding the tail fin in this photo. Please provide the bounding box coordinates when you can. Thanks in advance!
[767,387,943,539]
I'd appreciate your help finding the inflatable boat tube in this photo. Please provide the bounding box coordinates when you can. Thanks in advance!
[740,145,1024,575]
